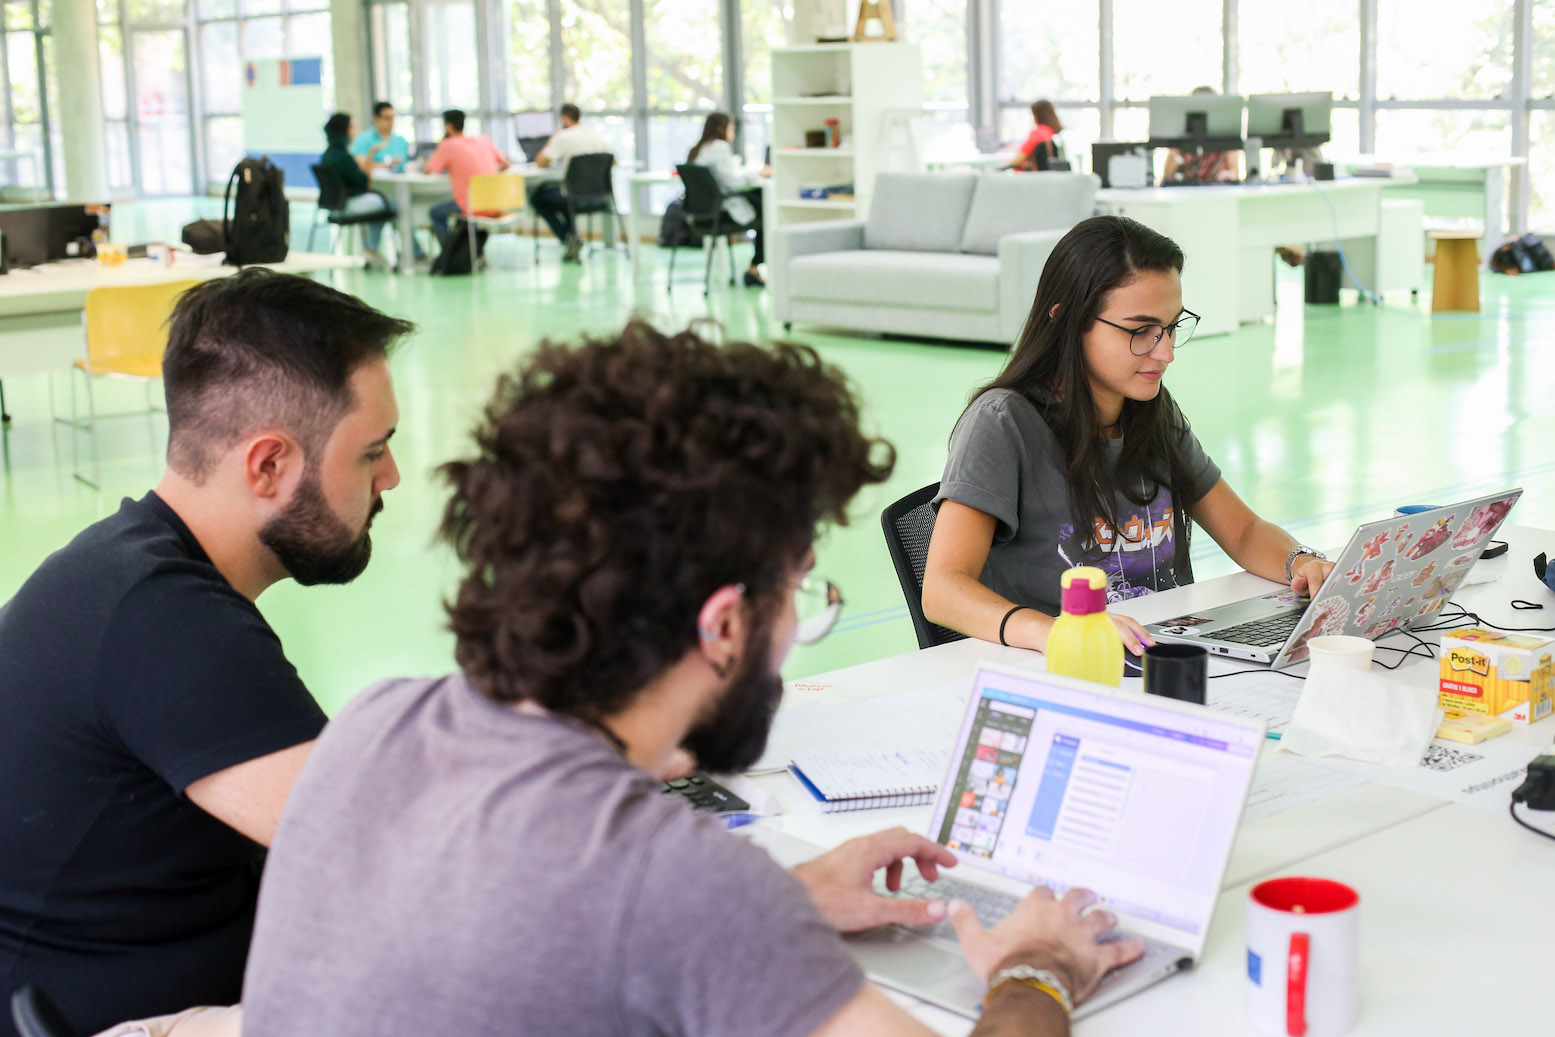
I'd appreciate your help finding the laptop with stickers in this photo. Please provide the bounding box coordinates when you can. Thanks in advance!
[1145,489,1521,669]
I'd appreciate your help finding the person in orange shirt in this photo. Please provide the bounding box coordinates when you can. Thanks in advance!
[1011,100,1063,171]
[422,109,511,252]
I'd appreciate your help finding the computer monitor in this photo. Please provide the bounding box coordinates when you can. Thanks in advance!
[0,204,105,269]
[1246,91,1332,148]
[513,110,557,139]
[1146,94,1245,149]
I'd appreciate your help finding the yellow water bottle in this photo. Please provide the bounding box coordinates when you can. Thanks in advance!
[1045,566,1124,687]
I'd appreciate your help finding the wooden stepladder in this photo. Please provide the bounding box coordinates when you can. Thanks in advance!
[852,0,898,41]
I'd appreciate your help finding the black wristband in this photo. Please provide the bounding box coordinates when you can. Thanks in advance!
[999,605,1030,647]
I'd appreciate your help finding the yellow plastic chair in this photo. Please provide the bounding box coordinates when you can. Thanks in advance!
[52,279,200,488]
[464,173,527,272]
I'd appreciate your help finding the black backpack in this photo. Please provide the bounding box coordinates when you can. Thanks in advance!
[658,197,702,249]
[222,157,289,266]
[431,219,488,275]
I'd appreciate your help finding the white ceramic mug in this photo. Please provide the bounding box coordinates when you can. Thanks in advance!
[1306,635,1374,672]
[1246,876,1360,1037]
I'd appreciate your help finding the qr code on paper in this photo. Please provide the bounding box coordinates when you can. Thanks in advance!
[1420,744,1484,772]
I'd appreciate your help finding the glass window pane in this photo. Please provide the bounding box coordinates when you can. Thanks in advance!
[1535,1,1555,96]
[10,124,45,185]
[205,114,243,182]
[507,0,551,110]
[106,120,135,190]
[242,15,285,57]
[287,12,333,105]
[200,22,240,112]
[1113,0,1220,101]
[287,0,327,10]
[908,0,967,105]
[422,2,479,110]
[371,3,413,114]
[197,0,236,14]
[648,113,709,172]
[126,0,186,21]
[920,104,973,157]
[997,0,1098,101]
[132,29,193,194]
[7,32,40,122]
[1000,104,1099,171]
[644,0,720,111]
[1377,0,1511,100]
[5,4,34,30]
[98,0,119,21]
[560,0,631,111]
[739,0,792,107]
[1240,1,1359,98]
[100,25,129,120]
[1373,109,1510,160]
[1530,112,1555,233]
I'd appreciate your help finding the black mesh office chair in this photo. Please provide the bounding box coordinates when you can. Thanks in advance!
[11,986,75,1037]
[308,163,396,254]
[880,481,968,650]
[566,152,622,256]
[671,163,757,295]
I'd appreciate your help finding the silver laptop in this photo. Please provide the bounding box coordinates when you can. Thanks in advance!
[846,663,1264,1020]
[1145,489,1522,669]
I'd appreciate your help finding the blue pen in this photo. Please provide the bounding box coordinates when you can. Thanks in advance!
[720,812,763,830]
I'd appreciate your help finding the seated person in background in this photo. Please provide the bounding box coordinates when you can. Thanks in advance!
[350,101,410,172]
[320,112,405,269]
[533,102,610,262]
[241,320,1142,1037]
[687,110,769,287]
[0,270,410,1037]
[1162,85,1239,183]
[1011,99,1064,171]
[423,108,510,255]
[922,216,1335,657]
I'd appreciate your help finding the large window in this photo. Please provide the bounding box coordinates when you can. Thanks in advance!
[1377,0,1512,101]
[1112,0,1221,101]
[1238,1,1358,98]
[996,0,1098,166]
[1,0,60,197]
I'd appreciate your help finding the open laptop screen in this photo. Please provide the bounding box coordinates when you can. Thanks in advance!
[929,670,1261,936]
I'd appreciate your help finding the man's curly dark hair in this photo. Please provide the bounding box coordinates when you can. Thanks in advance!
[439,320,895,719]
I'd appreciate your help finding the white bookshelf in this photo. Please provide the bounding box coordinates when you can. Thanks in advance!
[766,42,923,229]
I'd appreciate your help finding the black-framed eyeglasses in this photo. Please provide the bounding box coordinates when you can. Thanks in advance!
[794,575,843,645]
[1095,310,1200,355]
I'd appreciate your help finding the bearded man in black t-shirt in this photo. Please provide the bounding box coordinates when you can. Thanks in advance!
[0,269,413,1037]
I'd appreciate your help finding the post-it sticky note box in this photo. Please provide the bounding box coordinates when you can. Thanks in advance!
[1439,627,1555,725]
[1435,710,1513,744]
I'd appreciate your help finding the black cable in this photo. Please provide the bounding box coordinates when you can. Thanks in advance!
[1510,801,1555,843]
[1209,667,1305,681]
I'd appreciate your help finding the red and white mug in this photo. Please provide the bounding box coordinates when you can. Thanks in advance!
[1245,877,1359,1037]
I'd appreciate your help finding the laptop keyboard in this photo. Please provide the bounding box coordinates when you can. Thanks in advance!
[1213,610,1304,648]
[886,873,1187,994]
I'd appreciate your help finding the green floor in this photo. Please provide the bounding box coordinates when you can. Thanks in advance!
[2,199,1553,715]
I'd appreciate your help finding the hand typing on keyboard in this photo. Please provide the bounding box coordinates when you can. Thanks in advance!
[949,886,1147,1007]
[790,827,960,933]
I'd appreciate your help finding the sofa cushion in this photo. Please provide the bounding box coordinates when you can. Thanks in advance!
[960,172,1099,255]
[864,173,979,253]
[787,250,1000,312]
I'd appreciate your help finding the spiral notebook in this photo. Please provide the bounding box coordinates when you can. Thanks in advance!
[787,747,949,813]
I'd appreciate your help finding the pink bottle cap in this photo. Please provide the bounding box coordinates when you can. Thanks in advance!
[1060,567,1107,616]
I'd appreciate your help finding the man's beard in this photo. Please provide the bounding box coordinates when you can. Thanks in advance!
[258,471,382,586]
[679,618,785,775]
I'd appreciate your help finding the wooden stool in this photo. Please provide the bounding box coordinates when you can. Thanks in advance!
[1429,230,1482,313]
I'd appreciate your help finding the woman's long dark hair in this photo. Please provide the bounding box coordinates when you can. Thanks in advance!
[1031,99,1062,132]
[969,214,1198,579]
[688,112,733,162]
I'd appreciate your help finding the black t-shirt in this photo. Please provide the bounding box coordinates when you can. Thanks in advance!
[0,492,326,1037]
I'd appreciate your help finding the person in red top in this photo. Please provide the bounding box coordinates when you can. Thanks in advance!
[422,109,511,252]
[1012,100,1063,171]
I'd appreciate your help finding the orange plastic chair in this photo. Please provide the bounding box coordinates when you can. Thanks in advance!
[54,278,201,487]
[464,173,528,272]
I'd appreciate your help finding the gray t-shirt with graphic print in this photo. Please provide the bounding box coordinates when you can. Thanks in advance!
[935,388,1221,619]
[242,673,865,1037]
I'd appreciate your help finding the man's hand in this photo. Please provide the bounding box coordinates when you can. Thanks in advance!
[949,886,1145,1005]
[792,828,957,933]
[1290,557,1335,596]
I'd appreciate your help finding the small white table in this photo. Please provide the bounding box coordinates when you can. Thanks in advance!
[373,165,558,275]
[0,251,361,395]
[1341,155,1528,262]
[752,522,1554,1034]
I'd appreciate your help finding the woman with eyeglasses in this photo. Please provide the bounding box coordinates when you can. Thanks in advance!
[921,215,1335,656]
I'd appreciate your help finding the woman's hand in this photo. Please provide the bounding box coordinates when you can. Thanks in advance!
[1109,614,1154,657]
[1290,557,1335,596]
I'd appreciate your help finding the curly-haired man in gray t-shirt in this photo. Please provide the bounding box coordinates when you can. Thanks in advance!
[242,320,1143,1037]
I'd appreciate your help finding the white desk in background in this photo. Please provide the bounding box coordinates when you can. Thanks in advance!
[925,150,1016,173]
[0,251,361,389]
[1341,155,1527,263]
[750,522,1554,1034]
[1096,176,1421,337]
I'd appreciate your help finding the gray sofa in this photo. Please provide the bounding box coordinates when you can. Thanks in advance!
[771,171,1099,345]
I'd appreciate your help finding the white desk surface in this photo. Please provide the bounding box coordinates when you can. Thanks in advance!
[373,163,556,188]
[1341,154,1528,174]
[753,521,1555,1035]
[1097,175,1415,206]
